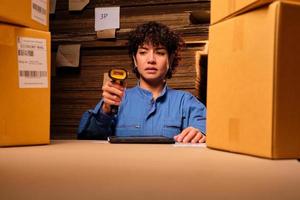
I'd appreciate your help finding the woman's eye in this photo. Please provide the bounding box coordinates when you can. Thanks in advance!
[157,51,166,56]
[138,51,146,55]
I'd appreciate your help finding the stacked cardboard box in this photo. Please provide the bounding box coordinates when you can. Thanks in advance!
[210,0,274,25]
[0,0,50,146]
[207,0,300,158]
[0,0,49,31]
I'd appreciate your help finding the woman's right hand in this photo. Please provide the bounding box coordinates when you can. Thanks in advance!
[101,81,125,114]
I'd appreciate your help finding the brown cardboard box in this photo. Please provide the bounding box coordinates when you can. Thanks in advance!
[0,23,51,146]
[207,1,300,158]
[211,0,287,24]
[0,0,49,31]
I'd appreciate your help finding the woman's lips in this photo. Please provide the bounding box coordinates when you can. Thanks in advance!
[145,67,158,73]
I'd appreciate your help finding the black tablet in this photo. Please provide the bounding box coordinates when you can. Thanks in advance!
[107,136,175,144]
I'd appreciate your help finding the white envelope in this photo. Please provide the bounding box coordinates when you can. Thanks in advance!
[69,0,89,11]
[56,44,81,67]
[96,28,116,39]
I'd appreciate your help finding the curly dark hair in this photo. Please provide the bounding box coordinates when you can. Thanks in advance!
[128,21,185,79]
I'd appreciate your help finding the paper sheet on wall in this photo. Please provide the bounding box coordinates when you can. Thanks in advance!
[95,7,120,31]
[69,0,89,11]
[96,28,116,39]
[56,44,81,67]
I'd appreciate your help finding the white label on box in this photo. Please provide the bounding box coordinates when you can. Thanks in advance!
[31,0,47,25]
[17,37,48,88]
[95,7,120,31]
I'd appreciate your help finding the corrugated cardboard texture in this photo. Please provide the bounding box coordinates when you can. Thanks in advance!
[207,1,300,158]
[0,0,49,31]
[0,23,51,146]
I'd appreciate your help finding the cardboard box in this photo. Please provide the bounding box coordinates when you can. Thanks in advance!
[0,0,49,31]
[211,0,287,24]
[207,1,300,158]
[0,23,51,146]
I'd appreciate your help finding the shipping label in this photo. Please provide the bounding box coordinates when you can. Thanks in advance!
[17,37,48,88]
[32,0,47,25]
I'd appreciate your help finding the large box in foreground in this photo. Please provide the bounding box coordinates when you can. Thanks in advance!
[0,0,49,31]
[207,1,300,158]
[211,0,274,24]
[0,23,50,146]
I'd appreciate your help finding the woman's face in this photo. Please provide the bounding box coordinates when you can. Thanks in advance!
[135,43,169,84]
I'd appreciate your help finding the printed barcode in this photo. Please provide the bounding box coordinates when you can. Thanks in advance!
[33,3,46,15]
[20,70,47,78]
[18,50,34,57]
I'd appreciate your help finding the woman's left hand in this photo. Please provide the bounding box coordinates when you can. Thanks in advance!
[174,127,206,143]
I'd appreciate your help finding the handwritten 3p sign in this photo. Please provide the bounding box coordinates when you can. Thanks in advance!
[95,7,120,31]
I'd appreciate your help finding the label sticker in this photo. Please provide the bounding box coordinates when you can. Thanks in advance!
[17,37,48,88]
[31,0,47,25]
[95,7,120,31]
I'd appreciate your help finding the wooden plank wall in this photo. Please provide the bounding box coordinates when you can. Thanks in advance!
[50,0,210,139]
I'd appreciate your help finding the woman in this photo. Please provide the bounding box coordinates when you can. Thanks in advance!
[78,21,206,143]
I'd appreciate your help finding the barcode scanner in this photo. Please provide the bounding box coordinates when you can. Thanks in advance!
[108,68,128,114]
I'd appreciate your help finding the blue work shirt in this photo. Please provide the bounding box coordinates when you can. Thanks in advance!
[78,84,206,139]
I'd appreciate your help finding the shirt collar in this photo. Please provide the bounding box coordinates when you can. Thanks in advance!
[136,81,168,100]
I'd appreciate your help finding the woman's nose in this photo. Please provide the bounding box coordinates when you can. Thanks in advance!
[147,51,156,63]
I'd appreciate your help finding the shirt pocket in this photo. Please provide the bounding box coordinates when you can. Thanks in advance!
[115,118,141,136]
[163,118,182,138]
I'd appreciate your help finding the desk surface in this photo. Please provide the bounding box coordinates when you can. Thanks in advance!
[1,140,300,200]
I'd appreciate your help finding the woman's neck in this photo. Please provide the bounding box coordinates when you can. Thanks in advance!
[139,79,165,99]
